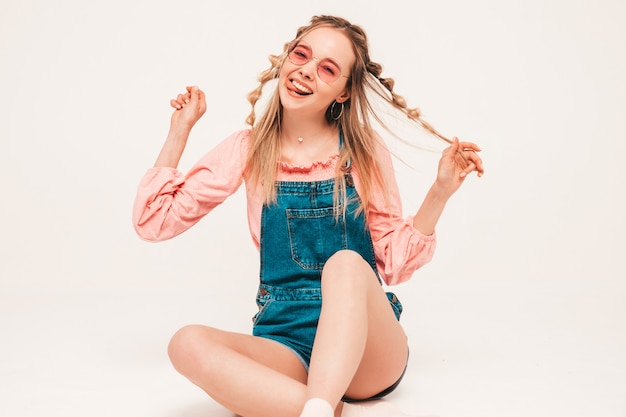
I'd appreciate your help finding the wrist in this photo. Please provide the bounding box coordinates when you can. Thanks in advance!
[169,121,192,136]
[166,124,192,145]
[429,181,453,202]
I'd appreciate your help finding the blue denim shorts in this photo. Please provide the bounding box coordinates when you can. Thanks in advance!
[252,284,322,370]
[251,284,404,372]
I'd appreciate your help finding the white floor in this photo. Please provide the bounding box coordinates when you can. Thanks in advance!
[1,282,624,417]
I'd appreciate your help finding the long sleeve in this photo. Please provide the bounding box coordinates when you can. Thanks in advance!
[361,134,437,286]
[132,130,249,242]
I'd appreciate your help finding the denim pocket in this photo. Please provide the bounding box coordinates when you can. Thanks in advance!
[286,206,348,270]
[252,296,274,324]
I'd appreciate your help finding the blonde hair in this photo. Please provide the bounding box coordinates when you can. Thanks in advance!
[244,15,452,212]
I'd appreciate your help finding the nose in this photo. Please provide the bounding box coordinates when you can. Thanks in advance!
[299,57,318,79]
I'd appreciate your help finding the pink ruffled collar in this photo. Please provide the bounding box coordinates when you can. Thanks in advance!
[278,153,339,173]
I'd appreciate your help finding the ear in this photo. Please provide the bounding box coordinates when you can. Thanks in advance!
[335,90,350,103]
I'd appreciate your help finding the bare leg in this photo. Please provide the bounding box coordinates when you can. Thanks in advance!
[168,325,309,417]
[306,250,409,407]
[168,250,409,417]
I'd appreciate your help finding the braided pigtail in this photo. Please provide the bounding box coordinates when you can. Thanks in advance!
[243,44,290,202]
[245,44,288,127]
[364,60,452,145]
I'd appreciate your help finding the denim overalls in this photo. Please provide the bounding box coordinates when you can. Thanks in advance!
[251,145,403,370]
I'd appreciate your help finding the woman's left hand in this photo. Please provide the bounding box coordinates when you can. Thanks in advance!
[435,137,484,197]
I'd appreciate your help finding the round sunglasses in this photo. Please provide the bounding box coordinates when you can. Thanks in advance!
[287,42,350,84]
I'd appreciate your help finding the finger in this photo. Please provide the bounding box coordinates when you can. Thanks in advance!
[472,154,484,177]
[459,161,476,178]
[186,85,199,102]
[195,86,206,101]
[178,92,191,104]
[196,88,207,113]
[186,85,207,114]
[465,150,484,175]
[170,98,182,110]
[458,141,481,152]
[188,85,199,104]
[452,137,476,167]
[463,152,485,177]
[444,136,460,156]
[452,136,460,151]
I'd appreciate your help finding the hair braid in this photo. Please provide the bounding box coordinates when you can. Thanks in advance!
[245,49,286,127]
[365,60,452,145]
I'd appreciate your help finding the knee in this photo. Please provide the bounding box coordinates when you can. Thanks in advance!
[324,249,370,274]
[322,250,373,290]
[167,324,215,376]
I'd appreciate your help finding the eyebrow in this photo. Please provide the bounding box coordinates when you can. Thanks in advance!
[294,42,312,52]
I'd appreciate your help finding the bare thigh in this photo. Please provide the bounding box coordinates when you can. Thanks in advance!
[168,324,308,384]
[322,251,409,400]
[346,285,408,399]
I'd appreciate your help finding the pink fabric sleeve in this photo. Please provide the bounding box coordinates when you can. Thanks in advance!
[132,130,249,242]
[359,133,437,286]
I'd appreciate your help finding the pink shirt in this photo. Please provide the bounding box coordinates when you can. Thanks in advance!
[132,129,436,285]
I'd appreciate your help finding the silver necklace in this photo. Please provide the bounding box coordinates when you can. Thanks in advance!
[293,126,331,144]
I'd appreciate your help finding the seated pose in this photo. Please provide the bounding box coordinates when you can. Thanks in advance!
[133,14,483,417]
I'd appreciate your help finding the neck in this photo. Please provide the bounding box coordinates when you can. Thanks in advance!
[279,118,339,166]
[282,123,336,145]
[281,110,335,142]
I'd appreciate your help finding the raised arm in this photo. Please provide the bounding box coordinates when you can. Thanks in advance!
[154,85,207,168]
[132,87,247,242]
[412,137,484,235]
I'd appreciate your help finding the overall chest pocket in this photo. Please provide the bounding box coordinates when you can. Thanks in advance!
[286,206,348,270]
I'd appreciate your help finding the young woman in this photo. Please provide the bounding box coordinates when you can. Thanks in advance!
[133,15,483,417]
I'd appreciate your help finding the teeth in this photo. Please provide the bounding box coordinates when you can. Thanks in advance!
[292,80,312,94]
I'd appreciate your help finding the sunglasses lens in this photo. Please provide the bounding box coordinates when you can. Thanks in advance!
[288,48,308,65]
[288,46,342,83]
[316,59,340,83]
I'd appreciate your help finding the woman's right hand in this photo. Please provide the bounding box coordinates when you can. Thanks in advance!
[153,86,206,168]
[170,85,207,130]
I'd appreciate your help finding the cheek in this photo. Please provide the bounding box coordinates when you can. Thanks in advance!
[278,61,296,80]
[275,67,288,90]
[277,72,288,92]
[278,67,289,83]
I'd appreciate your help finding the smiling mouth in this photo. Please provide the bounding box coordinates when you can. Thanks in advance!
[291,79,312,95]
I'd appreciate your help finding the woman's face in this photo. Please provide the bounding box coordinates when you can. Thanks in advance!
[278,27,355,117]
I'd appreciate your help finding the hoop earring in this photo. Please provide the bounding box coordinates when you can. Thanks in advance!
[331,101,344,121]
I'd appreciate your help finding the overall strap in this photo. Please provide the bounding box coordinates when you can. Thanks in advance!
[339,129,352,172]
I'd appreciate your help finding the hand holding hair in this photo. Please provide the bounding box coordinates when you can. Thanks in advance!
[435,136,484,197]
